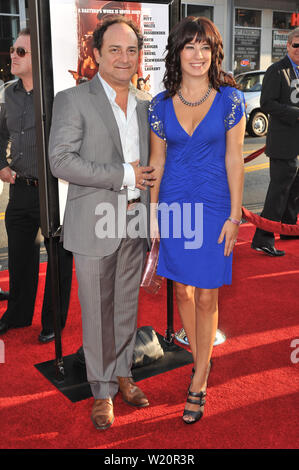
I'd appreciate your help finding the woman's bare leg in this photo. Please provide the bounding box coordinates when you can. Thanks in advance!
[183,287,218,422]
[174,282,196,360]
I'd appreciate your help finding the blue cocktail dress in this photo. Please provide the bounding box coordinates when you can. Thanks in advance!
[148,86,245,288]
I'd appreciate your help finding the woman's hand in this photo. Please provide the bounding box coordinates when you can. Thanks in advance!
[218,219,239,256]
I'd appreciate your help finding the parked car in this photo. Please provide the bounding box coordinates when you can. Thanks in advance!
[235,70,268,137]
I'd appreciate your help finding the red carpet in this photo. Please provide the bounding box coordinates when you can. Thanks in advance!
[0,222,298,449]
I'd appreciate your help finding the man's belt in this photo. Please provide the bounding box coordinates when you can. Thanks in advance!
[16,174,38,187]
[127,197,141,210]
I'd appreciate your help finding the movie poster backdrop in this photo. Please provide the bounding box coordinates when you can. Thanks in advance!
[49,0,169,222]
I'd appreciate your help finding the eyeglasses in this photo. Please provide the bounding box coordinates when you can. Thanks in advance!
[291,43,299,48]
[9,46,31,57]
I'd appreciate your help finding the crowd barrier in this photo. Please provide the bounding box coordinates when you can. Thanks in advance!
[241,146,299,235]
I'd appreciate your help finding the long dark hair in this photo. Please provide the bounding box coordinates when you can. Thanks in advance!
[163,16,238,96]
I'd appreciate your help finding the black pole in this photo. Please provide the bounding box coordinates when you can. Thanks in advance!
[164,279,174,343]
[164,0,181,345]
[169,0,181,31]
[28,0,64,381]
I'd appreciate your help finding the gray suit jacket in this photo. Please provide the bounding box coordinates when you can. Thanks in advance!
[48,75,150,256]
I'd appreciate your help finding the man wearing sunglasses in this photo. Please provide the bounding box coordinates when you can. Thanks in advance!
[0,28,73,342]
[251,27,299,257]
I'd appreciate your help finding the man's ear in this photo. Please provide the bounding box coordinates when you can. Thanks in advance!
[93,47,101,64]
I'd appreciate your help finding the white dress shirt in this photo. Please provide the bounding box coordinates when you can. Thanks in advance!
[98,73,140,200]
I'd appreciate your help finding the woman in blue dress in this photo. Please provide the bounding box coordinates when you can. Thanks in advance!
[149,17,246,424]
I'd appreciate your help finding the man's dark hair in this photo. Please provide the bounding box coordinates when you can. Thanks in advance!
[19,27,30,36]
[93,16,143,52]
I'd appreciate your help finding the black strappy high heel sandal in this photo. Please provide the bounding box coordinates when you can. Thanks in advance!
[183,390,206,424]
[184,360,212,424]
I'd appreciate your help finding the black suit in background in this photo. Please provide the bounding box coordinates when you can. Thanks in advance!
[2,181,73,331]
[0,79,73,335]
[252,55,299,248]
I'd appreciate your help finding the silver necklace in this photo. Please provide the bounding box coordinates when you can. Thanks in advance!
[178,84,212,107]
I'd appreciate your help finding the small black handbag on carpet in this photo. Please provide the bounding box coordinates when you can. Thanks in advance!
[74,326,164,370]
[132,326,164,369]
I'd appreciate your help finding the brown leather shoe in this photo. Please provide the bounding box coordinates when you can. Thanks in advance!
[91,398,114,430]
[118,377,149,408]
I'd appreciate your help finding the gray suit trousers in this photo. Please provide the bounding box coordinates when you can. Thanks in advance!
[74,230,147,400]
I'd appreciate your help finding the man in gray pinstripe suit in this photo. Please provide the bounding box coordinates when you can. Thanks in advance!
[49,17,154,430]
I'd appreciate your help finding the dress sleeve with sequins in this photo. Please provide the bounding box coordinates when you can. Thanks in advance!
[223,87,246,131]
[148,91,167,141]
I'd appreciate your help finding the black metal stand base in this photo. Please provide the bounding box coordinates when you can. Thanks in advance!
[35,333,193,403]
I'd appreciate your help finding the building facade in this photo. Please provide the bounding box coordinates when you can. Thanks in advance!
[182,0,299,73]
[1,0,299,83]
[0,0,27,82]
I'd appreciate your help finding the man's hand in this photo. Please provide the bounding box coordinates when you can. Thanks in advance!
[130,160,156,190]
[0,166,16,184]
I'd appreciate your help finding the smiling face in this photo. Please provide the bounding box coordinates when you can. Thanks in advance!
[93,22,139,88]
[10,34,32,80]
[179,36,212,80]
[287,35,299,66]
